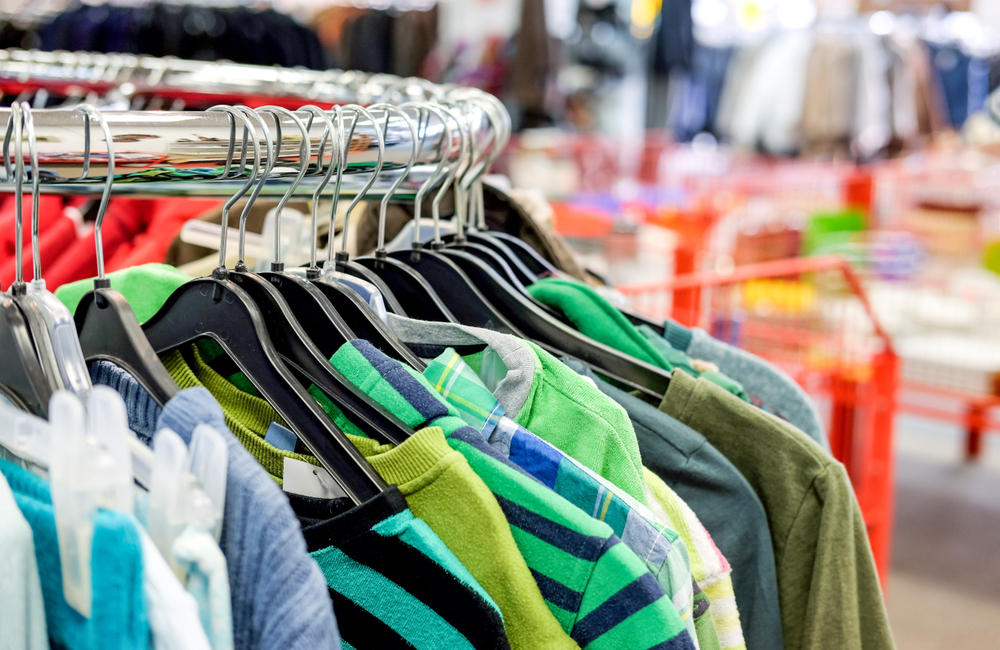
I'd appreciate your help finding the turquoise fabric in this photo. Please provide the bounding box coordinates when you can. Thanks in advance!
[0,458,149,650]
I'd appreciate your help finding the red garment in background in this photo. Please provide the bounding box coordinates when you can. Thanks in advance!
[0,195,81,289]
[44,198,221,288]
[106,198,220,272]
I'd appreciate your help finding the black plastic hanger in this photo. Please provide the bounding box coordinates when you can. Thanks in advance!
[226,106,412,447]
[382,103,523,335]
[488,231,561,278]
[461,231,538,285]
[141,108,387,503]
[440,248,671,399]
[4,103,66,394]
[330,104,456,323]
[0,104,51,415]
[272,106,423,368]
[22,105,180,406]
[0,292,54,415]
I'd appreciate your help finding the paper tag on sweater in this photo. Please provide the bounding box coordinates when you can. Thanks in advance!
[282,458,349,500]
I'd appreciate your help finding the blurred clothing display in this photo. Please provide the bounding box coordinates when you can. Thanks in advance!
[313,5,438,77]
[673,18,989,158]
[35,3,326,69]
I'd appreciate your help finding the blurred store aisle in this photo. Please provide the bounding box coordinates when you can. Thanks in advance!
[889,416,1000,649]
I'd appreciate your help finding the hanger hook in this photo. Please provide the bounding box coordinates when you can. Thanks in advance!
[429,104,468,248]
[255,106,313,271]
[297,105,339,276]
[74,105,115,286]
[366,102,419,257]
[233,106,276,271]
[336,104,384,266]
[207,105,261,275]
[326,105,348,268]
[456,98,498,233]
[466,93,510,230]
[19,102,42,284]
[9,103,25,294]
[399,102,455,250]
[438,101,475,241]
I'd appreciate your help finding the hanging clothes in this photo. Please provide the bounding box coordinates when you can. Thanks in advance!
[654,370,893,650]
[562,360,781,650]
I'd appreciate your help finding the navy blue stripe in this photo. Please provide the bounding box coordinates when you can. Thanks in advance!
[645,631,697,650]
[572,572,667,647]
[350,339,449,425]
[530,569,584,613]
[447,425,544,485]
[493,494,608,560]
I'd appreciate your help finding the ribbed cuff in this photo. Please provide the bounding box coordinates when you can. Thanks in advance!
[664,321,693,352]
[360,426,454,487]
[660,366,698,423]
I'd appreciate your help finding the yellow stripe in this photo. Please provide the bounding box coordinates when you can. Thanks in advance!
[434,353,462,392]
[447,392,491,418]
[598,491,613,521]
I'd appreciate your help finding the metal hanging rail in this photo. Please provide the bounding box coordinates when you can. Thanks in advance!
[0,49,509,198]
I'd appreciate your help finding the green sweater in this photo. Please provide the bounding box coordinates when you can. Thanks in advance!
[658,370,895,650]
[525,277,747,400]
[55,263,190,323]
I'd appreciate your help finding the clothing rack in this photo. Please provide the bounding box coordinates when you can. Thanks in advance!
[0,48,444,107]
[0,50,506,198]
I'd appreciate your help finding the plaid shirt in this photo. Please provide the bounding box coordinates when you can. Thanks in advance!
[425,349,703,647]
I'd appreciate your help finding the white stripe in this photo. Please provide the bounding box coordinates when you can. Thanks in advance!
[716,627,745,648]
[708,595,738,616]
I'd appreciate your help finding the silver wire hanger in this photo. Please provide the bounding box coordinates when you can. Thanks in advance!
[19,102,93,397]
[71,103,181,406]
[352,103,458,323]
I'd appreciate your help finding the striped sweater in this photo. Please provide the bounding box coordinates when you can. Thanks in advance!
[320,339,696,650]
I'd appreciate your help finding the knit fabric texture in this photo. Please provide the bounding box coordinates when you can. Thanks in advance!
[644,470,746,650]
[323,340,695,650]
[659,370,894,650]
[524,277,747,400]
[562,359,782,650]
[0,471,49,650]
[0,458,148,650]
[424,347,701,647]
[683,328,828,451]
[385,313,649,505]
[339,424,576,650]
[160,343,321,483]
[55,262,191,322]
[298,485,511,650]
[90,360,164,444]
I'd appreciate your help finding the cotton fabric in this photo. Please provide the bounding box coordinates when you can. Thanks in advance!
[666,324,828,451]
[562,359,782,650]
[0,471,48,650]
[658,370,894,650]
[386,313,649,504]
[295,485,511,650]
[0,458,149,650]
[644,470,745,650]
[138,526,213,650]
[321,340,696,650]
[423,347,704,648]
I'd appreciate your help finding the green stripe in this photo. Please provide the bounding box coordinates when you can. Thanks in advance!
[312,545,476,650]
